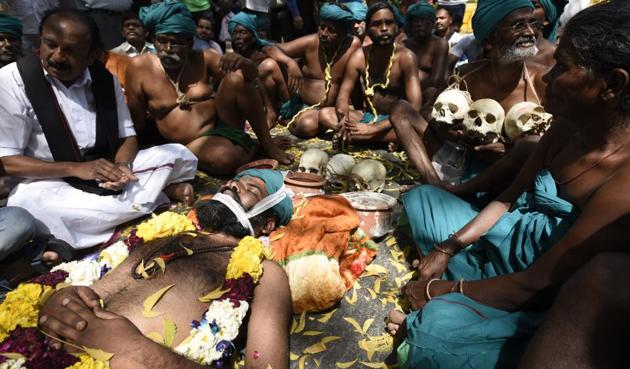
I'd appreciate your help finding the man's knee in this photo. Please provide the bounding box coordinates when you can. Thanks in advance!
[560,253,630,301]
[0,207,37,259]
[390,100,418,128]
[290,114,319,138]
[221,70,248,90]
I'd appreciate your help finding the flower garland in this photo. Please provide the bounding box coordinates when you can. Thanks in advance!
[0,212,266,369]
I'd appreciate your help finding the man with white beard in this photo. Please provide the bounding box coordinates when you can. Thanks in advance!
[387,0,547,189]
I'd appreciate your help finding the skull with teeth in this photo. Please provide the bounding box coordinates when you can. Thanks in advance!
[462,98,506,145]
[325,154,356,184]
[350,159,387,192]
[298,149,329,176]
[504,102,553,141]
[431,88,473,129]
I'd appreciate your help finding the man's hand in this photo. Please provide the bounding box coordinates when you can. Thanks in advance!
[98,164,139,191]
[346,121,380,138]
[293,15,304,31]
[287,61,303,94]
[219,52,252,74]
[415,249,451,280]
[264,145,294,165]
[72,159,126,183]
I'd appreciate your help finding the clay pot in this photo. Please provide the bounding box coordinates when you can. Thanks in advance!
[236,159,279,174]
[341,192,397,239]
[284,171,326,205]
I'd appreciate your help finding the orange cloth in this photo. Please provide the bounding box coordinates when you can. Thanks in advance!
[99,51,131,90]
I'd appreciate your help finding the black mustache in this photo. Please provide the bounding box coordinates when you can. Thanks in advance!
[46,60,71,71]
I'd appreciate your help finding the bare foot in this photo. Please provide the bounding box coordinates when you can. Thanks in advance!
[272,135,293,150]
[165,182,195,206]
[42,251,60,265]
[386,309,407,338]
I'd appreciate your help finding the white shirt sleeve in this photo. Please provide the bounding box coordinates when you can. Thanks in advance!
[113,76,136,139]
[0,65,32,157]
[450,34,473,58]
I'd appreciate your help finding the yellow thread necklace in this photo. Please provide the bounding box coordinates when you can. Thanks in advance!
[363,43,397,123]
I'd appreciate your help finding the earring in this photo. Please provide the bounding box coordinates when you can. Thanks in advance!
[622,94,630,113]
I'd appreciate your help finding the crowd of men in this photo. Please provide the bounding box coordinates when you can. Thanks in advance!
[1,0,630,368]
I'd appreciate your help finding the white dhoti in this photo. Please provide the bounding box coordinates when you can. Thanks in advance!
[7,144,198,249]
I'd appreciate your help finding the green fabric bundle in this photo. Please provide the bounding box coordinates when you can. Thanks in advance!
[140,0,197,37]
[472,0,534,43]
[0,14,22,37]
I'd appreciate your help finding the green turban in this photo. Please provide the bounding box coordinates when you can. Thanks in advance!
[405,1,436,24]
[140,0,197,37]
[472,0,534,44]
[343,2,368,23]
[234,169,293,226]
[320,3,355,27]
[0,14,22,38]
[391,5,405,27]
[539,0,560,42]
[228,11,272,47]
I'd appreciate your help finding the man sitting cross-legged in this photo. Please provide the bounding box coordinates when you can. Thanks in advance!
[389,0,547,187]
[320,1,422,146]
[126,1,292,176]
[0,8,197,250]
[273,3,362,138]
[38,169,294,369]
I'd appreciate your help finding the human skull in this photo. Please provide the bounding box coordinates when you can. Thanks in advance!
[325,154,356,182]
[504,102,553,141]
[350,159,387,192]
[298,149,329,176]
[431,88,472,129]
[462,99,506,145]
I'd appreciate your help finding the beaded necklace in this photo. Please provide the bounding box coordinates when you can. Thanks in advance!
[363,43,397,123]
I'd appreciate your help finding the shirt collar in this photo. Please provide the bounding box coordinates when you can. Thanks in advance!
[43,65,92,89]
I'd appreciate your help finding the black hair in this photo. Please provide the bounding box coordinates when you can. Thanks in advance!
[366,1,396,25]
[436,6,454,19]
[121,10,142,27]
[39,8,104,51]
[194,199,277,239]
[563,1,630,74]
[196,14,214,26]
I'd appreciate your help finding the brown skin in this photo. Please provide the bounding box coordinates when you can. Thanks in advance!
[389,8,547,187]
[126,33,292,175]
[400,37,630,316]
[121,18,148,53]
[271,20,361,138]
[0,32,20,68]
[196,18,214,42]
[0,16,139,192]
[321,8,422,145]
[38,176,291,369]
[434,8,453,39]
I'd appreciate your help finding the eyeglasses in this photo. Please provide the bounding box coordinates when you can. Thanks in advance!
[153,37,188,50]
[505,19,544,33]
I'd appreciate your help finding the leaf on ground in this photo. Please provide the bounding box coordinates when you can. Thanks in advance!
[314,358,321,367]
[373,279,382,293]
[82,346,115,362]
[290,317,298,333]
[180,245,194,255]
[358,334,394,361]
[367,288,377,299]
[362,318,374,334]
[336,360,358,368]
[320,336,341,344]
[146,331,164,344]
[302,342,326,355]
[198,286,230,302]
[343,317,364,335]
[266,365,273,369]
[359,362,387,368]
[302,330,324,336]
[289,352,300,361]
[153,257,166,274]
[364,264,388,275]
[316,308,337,323]
[142,284,175,318]
[293,311,306,334]
[163,319,177,348]
[298,355,308,369]
[345,288,357,305]
[99,298,105,308]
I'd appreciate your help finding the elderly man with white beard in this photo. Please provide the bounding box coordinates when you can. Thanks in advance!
[387,0,547,190]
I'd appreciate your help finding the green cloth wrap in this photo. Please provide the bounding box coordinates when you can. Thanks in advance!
[472,0,534,44]
[360,112,388,124]
[343,2,368,22]
[0,14,22,37]
[391,5,405,26]
[140,0,197,37]
[228,12,272,47]
[539,0,560,42]
[405,1,436,23]
[200,124,255,152]
[320,3,355,27]
[234,169,293,226]
[279,95,307,120]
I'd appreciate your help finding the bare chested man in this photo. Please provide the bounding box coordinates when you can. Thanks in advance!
[389,1,547,187]
[403,1,449,103]
[126,1,291,176]
[270,3,362,138]
[320,1,422,146]
[38,169,293,369]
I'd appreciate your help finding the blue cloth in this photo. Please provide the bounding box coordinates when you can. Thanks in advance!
[539,0,560,42]
[0,14,22,38]
[279,95,307,120]
[472,0,534,44]
[234,169,293,226]
[140,0,197,37]
[360,112,389,124]
[320,3,355,27]
[228,11,272,47]
[400,293,545,369]
[343,2,368,22]
[405,1,436,23]
[401,169,578,281]
[0,207,48,262]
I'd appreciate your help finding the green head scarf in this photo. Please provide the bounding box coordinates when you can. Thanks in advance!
[0,14,22,38]
[320,3,355,28]
[405,1,436,24]
[234,169,293,226]
[472,0,534,44]
[343,2,368,23]
[140,0,196,37]
[228,11,272,47]
[539,0,560,42]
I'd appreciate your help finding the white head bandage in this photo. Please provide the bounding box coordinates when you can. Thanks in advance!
[210,185,289,236]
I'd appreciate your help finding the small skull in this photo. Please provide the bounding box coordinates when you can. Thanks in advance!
[431,89,472,129]
[325,154,356,183]
[298,149,329,176]
[504,102,553,141]
[462,98,505,145]
[350,159,387,192]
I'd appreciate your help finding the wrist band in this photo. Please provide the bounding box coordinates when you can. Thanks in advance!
[425,278,440,301]
[458,278,465,296]
[434,245,454,257]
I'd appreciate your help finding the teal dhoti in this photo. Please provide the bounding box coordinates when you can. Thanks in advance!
[401,169,578,281]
